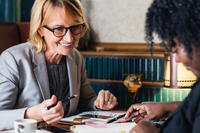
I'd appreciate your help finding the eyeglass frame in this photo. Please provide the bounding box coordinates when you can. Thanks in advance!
[43,23,86,37]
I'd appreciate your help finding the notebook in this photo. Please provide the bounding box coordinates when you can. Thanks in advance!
[61,111,125,124]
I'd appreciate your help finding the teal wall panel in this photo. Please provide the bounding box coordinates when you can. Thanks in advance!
[84,55,166,109]
[84,56,165,81]
[0,0,34,22]
[21,0,34,21]
[136,87,191,103]
[0,0,19,22]
[83,55,191,109]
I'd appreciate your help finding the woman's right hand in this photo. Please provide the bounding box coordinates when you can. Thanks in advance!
[25,95,64,125]
[130,102,169,122]
[119,102,178,123]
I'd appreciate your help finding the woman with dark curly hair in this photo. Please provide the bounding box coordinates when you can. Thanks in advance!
[120,0,200,132]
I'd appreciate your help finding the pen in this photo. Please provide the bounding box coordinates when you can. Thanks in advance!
[107,114,125,123]
[47,94,78,110]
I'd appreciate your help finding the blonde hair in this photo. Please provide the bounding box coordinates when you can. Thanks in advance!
[29,0,89,52]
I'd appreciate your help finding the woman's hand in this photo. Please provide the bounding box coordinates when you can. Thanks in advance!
[128,102,168,122]
[130,120,160,133]
[119,102,176,123]
[94,90,118,110]
[25,95,64,125]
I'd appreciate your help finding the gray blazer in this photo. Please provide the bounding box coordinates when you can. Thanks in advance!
[0,42,97,130]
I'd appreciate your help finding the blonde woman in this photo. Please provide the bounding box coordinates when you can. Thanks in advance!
[0,0,117,130]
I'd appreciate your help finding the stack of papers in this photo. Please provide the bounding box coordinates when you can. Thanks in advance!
[78,111,125,123]
[60,111,133,132]
[61,111,125,124]
[71,122,135,133]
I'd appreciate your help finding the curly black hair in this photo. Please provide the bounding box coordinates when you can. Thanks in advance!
[145,0,200,55]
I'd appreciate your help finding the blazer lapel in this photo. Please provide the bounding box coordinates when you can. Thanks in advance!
[32,50,50,100]
[67,55,79,114]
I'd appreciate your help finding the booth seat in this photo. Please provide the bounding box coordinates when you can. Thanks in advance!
[0,22,30,53]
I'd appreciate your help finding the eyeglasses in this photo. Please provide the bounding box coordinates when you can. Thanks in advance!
[43,23,85,37]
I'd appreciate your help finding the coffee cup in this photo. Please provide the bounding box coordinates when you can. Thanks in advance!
[14,119,37,133]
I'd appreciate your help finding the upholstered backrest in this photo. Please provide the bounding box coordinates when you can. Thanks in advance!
[0,22,20,53]
[0,22,30,53]
[17,22,30,43]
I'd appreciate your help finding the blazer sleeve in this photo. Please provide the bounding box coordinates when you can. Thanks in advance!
[77,53,97,112]
[0,51,27,130]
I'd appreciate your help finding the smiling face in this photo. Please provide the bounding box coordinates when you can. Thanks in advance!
[38,6,84,63]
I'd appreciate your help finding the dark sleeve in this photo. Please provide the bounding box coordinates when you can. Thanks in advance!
[77,54,97,112]
[193,103,200,133]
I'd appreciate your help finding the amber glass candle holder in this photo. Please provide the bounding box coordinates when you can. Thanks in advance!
[123,74,142,102]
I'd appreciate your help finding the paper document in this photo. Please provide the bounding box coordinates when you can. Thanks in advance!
[71,122,135,133]
[61,111,125,124]
[78,111,125,123]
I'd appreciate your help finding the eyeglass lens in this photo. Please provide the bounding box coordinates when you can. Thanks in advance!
[53,24,84,37]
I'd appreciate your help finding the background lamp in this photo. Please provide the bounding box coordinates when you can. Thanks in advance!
[164,53,196,88]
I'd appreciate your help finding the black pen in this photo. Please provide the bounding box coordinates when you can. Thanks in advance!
[47,94,78,110]
[107,114,125,123]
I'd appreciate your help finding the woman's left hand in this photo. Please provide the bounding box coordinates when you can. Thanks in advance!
[94,90,118,110]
